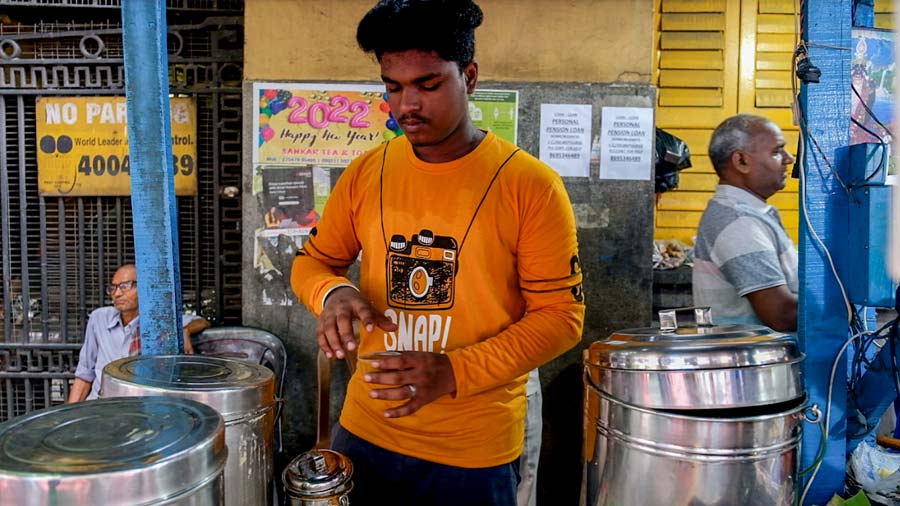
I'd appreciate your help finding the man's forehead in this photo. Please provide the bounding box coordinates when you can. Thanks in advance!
[379,50,457,76]
[752,122,784,144]
[112,266,136,282]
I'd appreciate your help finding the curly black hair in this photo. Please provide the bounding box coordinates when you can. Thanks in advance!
[357,0,484,70]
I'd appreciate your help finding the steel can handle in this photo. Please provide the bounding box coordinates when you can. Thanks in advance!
[799,404,825,476]
[658,306,714,331]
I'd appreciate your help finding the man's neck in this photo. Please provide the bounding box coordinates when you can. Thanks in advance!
[718,180,767,203]
[412,124,485,163]
[119,310,138,326]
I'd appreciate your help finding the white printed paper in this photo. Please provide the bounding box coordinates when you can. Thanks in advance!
[539,104,592,177]
[599,107,654,180]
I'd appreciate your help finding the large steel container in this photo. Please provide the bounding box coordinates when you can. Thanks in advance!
[101,355,275,506]
[582,310,812,506]
[0,396,226,505]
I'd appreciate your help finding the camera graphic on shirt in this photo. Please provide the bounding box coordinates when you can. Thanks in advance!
[387,229,457,309]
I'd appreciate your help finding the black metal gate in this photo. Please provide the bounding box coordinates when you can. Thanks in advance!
[0,1,244,420]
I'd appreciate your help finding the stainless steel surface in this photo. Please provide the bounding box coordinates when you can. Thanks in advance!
[193,326,288,456]
[101,355,275,506]
[581,380,805,506]
[102,354,275,417]
[0,396,226,505]
[585,323,804,408]
[283,449,353,506]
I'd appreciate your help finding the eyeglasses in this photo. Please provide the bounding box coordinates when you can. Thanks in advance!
[106,280,137,295]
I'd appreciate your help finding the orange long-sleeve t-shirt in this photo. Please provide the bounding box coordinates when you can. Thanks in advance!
[291,132,585,468]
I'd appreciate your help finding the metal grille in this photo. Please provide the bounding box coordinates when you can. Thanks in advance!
[0,7,243,421]
[0,1,242,10]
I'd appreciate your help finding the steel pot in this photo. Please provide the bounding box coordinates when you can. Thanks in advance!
[581,307,811,506]
[0,396,226,505]
[585,307,804,409]
[101,355,275,506]
[581,381,817,506]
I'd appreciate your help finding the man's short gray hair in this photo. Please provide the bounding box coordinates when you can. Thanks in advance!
[708,114,774,173]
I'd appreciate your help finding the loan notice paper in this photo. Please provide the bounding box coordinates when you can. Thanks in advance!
[539,104,591,178]
[599,107,653,181]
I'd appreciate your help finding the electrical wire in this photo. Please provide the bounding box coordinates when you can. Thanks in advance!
[849,116,888,184]
[851,84,895,138]
[801,330,871,504]
[790,3,866,501]
[790,0,854,325]
[797,131,855,324]
[802,316,900,503]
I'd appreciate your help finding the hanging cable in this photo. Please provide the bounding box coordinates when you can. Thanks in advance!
[851,84,895,138]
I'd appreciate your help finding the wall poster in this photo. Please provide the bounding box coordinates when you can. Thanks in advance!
[252,82,399,305]
[469,89,519,144]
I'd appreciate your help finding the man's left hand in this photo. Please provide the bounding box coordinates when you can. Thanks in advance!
[365,352,456,418]
[183,328,195,355]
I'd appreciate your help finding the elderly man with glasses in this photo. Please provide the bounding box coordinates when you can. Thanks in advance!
[67,263,210,402]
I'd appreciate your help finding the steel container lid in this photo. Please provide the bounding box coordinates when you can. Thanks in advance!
[584,308,805,409]
[283,449,353,498]
[585,307,803,371]
[0,396,226,505]
[101,355,275,419]
[587,323,802,371]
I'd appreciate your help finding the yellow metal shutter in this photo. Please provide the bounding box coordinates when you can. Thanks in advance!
[654,0,801,243]
[736,0,799,242]
[654,0,740,243]
[875,0,895,29]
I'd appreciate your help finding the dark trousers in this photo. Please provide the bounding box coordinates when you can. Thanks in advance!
[331,423,520,506]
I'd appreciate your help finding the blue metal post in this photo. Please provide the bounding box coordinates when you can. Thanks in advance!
[121,2,183,355]
[798,1,854,503]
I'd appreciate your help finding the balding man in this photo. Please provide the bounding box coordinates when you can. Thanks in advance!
[692,114,798,331]
[68,264,210,402]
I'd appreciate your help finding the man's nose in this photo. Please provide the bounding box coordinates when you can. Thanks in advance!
[784,151,795,165]
[398,88,421,112]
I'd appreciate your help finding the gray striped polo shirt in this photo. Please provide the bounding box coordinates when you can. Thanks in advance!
[692,184,798,325]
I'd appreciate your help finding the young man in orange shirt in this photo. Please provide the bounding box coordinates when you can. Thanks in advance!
[291,1,585,504]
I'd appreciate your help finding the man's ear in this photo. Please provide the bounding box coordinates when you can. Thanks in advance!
[731,150,751,174]
[463,61,479,93]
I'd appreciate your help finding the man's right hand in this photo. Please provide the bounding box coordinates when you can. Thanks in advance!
[318,287,397,359]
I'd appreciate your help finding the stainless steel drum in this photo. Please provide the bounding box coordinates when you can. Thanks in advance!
[101,355,275,506]
[0,396,226,506]
[581,309,812,506]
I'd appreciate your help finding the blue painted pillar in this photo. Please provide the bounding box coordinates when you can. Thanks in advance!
[798,1,854,503]
[121,2,183,355]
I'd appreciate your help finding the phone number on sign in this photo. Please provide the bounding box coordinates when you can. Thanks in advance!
[76,154,195,176]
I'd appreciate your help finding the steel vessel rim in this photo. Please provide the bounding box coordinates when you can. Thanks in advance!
[585,377,808,423]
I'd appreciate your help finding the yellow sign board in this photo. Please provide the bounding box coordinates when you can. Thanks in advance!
[36,96,198,196]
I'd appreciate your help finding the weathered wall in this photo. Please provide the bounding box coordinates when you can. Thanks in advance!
[241,80,654,504]
[244,0,653,83]
[243,1,655,504]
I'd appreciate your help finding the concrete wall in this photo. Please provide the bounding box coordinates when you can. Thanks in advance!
[244,0,653,83]
[242,81,654,504]
[242,2,655,503]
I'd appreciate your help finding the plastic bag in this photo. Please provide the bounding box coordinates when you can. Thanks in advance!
[825,491,872,506]
[655,128,692,193]
[652,239,692,270]
[849,441,900,504]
